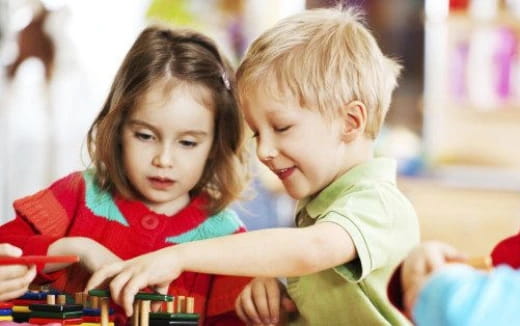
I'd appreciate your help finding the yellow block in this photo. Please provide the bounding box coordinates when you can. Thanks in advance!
[81,323,114,326]
[12,305,31,313]
[0,316,13,321]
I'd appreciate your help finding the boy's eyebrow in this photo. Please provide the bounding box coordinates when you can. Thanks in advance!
[127,119,208,137]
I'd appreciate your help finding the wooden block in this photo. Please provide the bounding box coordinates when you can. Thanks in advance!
[88,289,110,297]
[30,310,83,319]
[166,301,174,313]
[0,316,13,321]
[12,305,31,313]
[57,294,67,305]
[29,317,83,325]
[133,301,140,326]
[0,308,12,316]
[19,292,47,300]
[29,303,83,312]
[467,256,493,270]
[46,294,56,305]
[100,297,109,326]
[135,293,173,302]
[149,313,199,321]
[185,297,194,314]
[140,300,151,326]
[74,292,84,305]
[90,296,99,309]
[176,296,185,313]
[149,321,198,326]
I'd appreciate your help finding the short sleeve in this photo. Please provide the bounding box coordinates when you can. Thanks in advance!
[318,185,418,282]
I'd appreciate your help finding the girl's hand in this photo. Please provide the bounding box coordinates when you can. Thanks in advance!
[86,249,181,316]
[235,277,296,325]
[401,241,466,317]
[0,243,36,301]
[47,237,120,274]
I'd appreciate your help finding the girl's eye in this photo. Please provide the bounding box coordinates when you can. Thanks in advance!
[180,140,197,148]
[135,132,154,141]
[275,125,291,133]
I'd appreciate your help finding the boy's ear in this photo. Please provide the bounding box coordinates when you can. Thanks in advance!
[339,100,367,142]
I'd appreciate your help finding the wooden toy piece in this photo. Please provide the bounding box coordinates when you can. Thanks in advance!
[0,255,79,265]
[47,294,56,305]
[467,256,493,270]
[28,304,83,312]
[176,296,185,314]
[74,292,85,305]
[140,300,151,326]
[88,289,110,297]
[28,317,83,325]
[166,301,174,313]
[30,310,83,319]
[135,292,174,302]
[100,296,110,326]
[57,294,67,305]
[185,297,194,314]
[90,295,99,309]
[133,300,141,326]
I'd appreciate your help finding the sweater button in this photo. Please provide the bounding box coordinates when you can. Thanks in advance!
[141,214,159,230]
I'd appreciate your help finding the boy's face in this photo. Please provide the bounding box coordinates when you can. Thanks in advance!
[243,91,349,199]
[121,82,214,215]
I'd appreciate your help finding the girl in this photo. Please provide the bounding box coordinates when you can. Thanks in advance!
[0,26,251,325]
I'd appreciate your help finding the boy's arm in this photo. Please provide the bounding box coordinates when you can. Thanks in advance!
[87,222,356,316]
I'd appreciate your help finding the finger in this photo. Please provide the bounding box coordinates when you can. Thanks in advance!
[0,267,34,301]
[121,274,148,317]
[109,270,133,310]
[0,244,23,257]
[85,263,123,292]
[251,281,271,324]
[264,280,281,324]
[0,264,28,280]
[239,285,262,325]
[235,296,248,324]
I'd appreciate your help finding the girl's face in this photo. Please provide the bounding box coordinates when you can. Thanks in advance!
[122,82,215,215]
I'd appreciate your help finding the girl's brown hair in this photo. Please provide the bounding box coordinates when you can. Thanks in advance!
[87,26,248,215]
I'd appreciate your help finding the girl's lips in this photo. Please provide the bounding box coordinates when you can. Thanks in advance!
[148,177,174,189]
[275,167,295,180]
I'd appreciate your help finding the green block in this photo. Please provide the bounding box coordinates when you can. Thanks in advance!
[135,292,173,302]
[88,289,110,297]
[149,312,199,321]
[30,310,83,319]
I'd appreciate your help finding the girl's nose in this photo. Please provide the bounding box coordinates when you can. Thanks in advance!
[152,146,173,168]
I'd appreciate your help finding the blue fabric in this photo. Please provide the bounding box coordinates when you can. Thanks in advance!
[414,264,520,326]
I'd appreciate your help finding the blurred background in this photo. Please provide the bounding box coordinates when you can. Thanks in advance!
[0,0,519,257]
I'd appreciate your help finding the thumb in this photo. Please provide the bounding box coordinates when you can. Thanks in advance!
[281,296,297,312]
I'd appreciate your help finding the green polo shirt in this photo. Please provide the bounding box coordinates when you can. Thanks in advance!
[287,158,419,325]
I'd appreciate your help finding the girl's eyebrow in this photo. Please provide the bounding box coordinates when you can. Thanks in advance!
[127,119,208,137]
[127,119,159,133]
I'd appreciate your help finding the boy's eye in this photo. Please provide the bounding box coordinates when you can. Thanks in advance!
[134,132,154,141]
[180,140,197,147]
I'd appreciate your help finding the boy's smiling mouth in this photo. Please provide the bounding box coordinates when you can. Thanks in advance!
[274,167,295,180]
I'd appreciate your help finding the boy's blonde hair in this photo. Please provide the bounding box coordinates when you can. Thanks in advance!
[237,7,401,139]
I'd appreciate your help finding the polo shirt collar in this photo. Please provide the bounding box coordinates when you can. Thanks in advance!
[298,158,397,219]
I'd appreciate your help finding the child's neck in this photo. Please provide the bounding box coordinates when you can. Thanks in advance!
[336,136,375,177]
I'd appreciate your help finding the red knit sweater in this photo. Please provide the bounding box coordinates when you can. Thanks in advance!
[0,171,250,325]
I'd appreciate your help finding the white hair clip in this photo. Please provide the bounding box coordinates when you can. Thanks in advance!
[221,70,231,90]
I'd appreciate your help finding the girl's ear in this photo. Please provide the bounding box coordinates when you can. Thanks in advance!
[339,100,367,143]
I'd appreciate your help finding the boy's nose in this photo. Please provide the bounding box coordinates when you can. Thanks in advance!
[257,139,278,162]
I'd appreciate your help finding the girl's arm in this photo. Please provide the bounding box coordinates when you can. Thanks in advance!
[87,222,355,316]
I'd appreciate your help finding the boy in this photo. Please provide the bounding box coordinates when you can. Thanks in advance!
[87,7,420,325]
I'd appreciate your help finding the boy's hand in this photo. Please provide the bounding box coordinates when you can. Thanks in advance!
[85,249,180,316]
[0,244,36,301]
[401,241,466,316]
[235,277,296,325]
